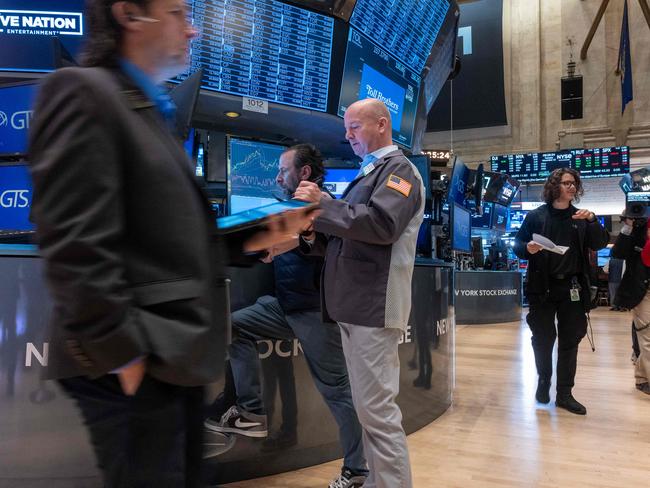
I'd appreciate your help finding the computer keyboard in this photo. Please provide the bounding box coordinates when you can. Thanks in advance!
[0,229,36,244]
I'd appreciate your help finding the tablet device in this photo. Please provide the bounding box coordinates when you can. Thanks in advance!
[216,200,316,234]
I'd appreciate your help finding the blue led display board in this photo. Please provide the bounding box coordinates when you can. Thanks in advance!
[179,0,334,112]
[0,164,34,231]
[338,28,420,148]
[350,0,451,73]
[0,0,86,72]
[0,83,38,156]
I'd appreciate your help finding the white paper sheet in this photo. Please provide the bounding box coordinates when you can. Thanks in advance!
[532,233,569,255]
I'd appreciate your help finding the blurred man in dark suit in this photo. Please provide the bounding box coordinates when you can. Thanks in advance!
[28,1,312,486]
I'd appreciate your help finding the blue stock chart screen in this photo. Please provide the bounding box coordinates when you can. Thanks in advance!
[228,137,286,214]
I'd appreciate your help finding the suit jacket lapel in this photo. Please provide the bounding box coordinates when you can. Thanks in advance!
[111,69,212,216]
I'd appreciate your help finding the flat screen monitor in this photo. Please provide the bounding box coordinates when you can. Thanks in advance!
[629,168,650,192]
[0,82,38,156]
[228,137,285,215]
[349,0,451,74]
[597,247,610,267]
[471,201,492,229]
[416,209,432,258]
[182,129,206,179]
[619,173,633,193]
[0,163,34,231]
[483,172,520,207]
[0,1,86,72]
[508,205,528,232]
[451,202,471,253]
[409,155,431,201]
[323,168,358,198]
[447,156,469,207]
[490,146,630,182]
[177,0,334,112]
[338,28,420,148]
[492,203,509,232]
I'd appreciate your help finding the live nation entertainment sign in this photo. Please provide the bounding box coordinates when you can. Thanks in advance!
[0,9,83,36]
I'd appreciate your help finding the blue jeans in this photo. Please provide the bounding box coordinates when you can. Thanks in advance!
[229,295,367,474]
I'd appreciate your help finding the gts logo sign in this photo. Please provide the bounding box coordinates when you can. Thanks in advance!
[0,189,30,208]
[0,110,33,130]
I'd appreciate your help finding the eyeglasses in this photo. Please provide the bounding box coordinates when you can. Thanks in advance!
[560,181,577,188]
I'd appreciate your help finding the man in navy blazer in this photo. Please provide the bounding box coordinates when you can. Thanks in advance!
[28,1,312,486]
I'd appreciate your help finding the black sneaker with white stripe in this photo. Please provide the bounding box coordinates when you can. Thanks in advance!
[328,467,366,488]
[204,405,268,438]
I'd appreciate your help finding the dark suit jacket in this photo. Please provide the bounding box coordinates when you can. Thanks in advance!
[28,67,230,386]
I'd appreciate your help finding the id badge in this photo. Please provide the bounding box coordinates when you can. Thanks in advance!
[570,288,580,302]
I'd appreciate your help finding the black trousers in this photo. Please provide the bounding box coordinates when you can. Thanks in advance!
[59,375,205,488]
[526,278,588,394]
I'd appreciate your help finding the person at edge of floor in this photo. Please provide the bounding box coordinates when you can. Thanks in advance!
[604,255,626,311]
[27,1,315,486]
[206,143,368,488]
[294,97,424,488]
[613,216,650,395]
[513,168,609,415]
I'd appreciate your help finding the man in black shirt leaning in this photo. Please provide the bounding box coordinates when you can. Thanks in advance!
[514,168,609,415]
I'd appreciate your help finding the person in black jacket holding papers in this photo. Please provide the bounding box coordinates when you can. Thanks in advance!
[514,168,609,415]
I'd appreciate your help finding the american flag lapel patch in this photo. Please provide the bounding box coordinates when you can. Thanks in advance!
[386,174,412,197]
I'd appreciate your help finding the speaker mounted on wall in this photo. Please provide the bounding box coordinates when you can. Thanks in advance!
[561,75,583,120]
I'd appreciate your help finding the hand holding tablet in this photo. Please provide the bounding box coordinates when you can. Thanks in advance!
[215,200,319,253]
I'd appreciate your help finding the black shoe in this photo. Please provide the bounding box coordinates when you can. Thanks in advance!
[555,394,587,415]
[635,382,650,395]
[260,430,298,452]
[205,406,268,438]
[535,378,551,404]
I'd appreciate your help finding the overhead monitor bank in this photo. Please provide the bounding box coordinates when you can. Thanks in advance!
[1,1,460,154]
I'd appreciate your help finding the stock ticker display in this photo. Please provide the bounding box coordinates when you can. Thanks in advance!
[490,146,630,182]
[181,0,333,112]
[228,137,286,214]
[350,0,450,73]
